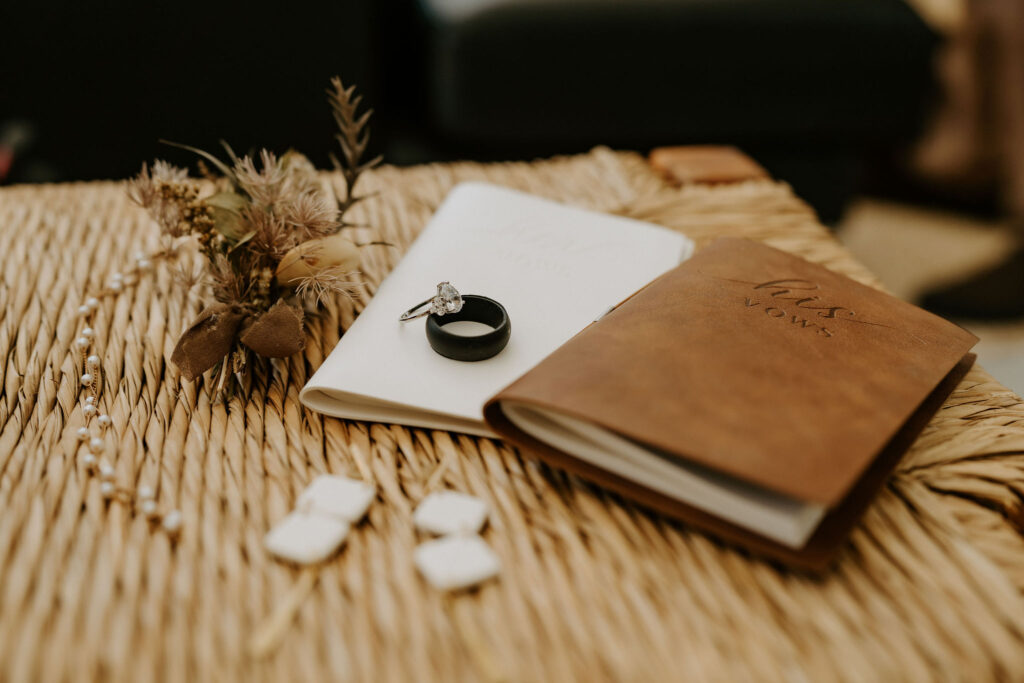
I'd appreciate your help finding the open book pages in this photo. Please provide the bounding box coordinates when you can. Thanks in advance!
[300,182,694,435]
[502,403,826,547]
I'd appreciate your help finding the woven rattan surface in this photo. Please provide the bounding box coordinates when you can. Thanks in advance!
[1,148,1023,682]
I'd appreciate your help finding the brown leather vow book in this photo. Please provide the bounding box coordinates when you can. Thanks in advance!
[484,238,978,569]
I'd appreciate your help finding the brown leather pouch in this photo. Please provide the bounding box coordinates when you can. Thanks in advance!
[484,238,978,570]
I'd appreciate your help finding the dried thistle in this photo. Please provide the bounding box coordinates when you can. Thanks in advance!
[233,150,286,207]
[125,162,165,208]
[327,77,382,226]
[279,192,339,239]
[206,253,250,305]
[294,266,362,308]
[245,205,293,264]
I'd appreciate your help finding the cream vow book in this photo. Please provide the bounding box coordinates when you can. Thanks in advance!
[300,183,694,435]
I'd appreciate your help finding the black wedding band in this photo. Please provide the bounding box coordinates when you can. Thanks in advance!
[425,295,511,361]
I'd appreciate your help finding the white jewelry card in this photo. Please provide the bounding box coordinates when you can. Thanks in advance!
[414,535,501,591]
[301,182,693,436]
[414,491,489,536]
[265,512,350,565]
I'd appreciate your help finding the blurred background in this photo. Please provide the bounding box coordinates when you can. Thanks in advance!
[1,0,1020,388]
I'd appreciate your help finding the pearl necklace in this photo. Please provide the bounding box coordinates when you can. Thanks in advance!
[73,250,182,535]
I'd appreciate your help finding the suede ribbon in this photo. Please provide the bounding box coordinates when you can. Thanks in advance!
[171,300,305,381]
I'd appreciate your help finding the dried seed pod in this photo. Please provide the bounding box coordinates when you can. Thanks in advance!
[275,234,359,287]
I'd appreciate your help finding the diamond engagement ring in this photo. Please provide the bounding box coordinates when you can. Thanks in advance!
[399,281,464,321]
[399,282,511,361]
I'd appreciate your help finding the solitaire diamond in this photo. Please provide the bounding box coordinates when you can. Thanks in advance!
[430,281,463,316]
[399,280,465,322]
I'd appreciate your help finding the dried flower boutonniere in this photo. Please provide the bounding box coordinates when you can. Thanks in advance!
[126,77,384,396]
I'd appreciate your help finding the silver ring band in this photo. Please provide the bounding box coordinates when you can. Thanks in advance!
[399,299,434,322]
[399,281,464,322]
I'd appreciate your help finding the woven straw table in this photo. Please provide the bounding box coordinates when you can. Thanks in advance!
[1,148,1023,682]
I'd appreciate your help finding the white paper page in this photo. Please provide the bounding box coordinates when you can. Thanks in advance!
[301,182,693,435]
[502,403,826,548]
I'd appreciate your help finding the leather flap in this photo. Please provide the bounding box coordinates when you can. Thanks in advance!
[485,238,978,507]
